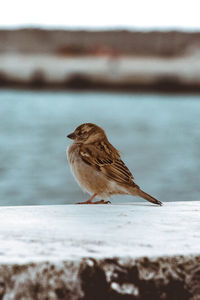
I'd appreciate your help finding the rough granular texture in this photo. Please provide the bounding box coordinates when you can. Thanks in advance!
[0,256,200,300]
[0,262,83,300]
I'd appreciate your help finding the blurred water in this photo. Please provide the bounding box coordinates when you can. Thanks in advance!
[0,89,200,206]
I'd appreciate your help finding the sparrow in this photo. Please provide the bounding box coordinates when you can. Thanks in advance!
[67,123,162,206]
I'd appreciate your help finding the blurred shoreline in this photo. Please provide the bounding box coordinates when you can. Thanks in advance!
[1,29,200,92]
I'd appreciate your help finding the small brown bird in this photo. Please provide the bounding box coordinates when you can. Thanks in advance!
[67,123,162,206]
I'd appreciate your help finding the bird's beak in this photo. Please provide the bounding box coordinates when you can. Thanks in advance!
[67,132,76,139]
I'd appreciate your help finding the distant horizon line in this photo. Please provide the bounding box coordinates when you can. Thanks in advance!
[0,24,200,33]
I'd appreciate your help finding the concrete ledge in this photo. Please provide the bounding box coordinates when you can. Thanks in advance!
[0,202,199,299]
[0,202,199,262]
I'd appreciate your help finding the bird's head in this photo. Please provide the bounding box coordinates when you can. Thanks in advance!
[67,123,106,144]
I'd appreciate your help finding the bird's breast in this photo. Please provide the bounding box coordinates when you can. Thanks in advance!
[67,144,110,196]
[67,144,97,194]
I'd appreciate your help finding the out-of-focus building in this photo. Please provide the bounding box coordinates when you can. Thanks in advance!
[0,29,200,91]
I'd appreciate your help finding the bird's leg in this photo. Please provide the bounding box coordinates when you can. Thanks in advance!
[76,193,97,204]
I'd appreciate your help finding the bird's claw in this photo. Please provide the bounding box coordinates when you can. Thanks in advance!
[99,200,111,204]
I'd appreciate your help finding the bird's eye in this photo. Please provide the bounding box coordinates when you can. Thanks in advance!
[77,131,81,136]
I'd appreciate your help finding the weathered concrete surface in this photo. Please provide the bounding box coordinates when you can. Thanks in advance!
[0,202,199,299]
[0,256,200,300]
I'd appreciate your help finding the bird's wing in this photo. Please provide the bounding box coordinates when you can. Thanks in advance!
[79,142,135,186]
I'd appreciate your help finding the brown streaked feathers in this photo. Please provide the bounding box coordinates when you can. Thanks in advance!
[79,142,136,187]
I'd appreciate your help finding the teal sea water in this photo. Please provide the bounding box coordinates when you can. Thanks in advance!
[0,89,200,205]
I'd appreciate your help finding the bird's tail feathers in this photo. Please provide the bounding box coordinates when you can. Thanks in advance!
[137,189,162,206]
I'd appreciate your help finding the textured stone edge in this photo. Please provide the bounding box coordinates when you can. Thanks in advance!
[0,255,200,300]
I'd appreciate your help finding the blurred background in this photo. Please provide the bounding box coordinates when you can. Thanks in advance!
[0,0,200,205]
